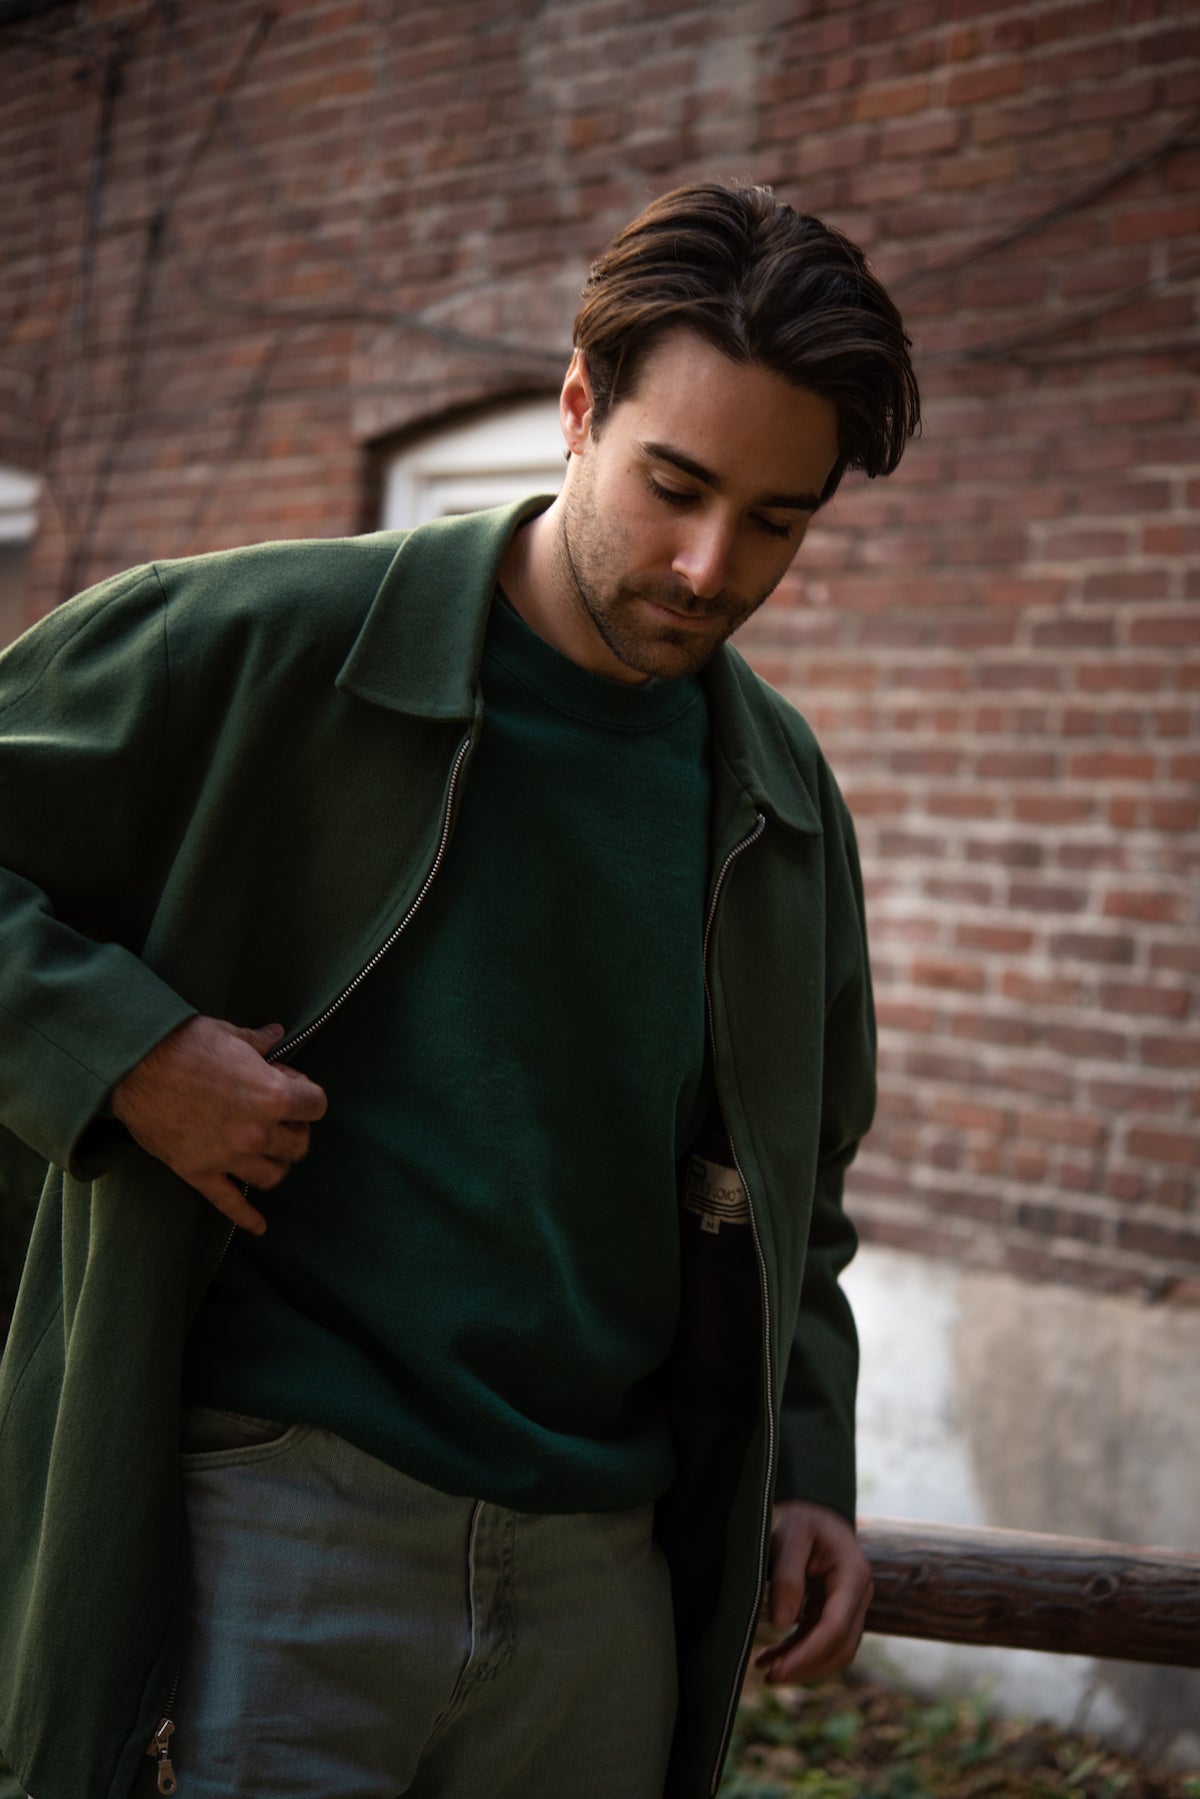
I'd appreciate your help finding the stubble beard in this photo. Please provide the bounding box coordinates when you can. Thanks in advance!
[557,485,760,682]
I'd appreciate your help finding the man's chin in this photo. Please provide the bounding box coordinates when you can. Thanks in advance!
[582,590,748,680]
[611,623,729,681]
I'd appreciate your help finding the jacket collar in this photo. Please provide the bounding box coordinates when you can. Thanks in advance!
[704,646,823,837]
[337,496,550,719]
[338,494,821,836]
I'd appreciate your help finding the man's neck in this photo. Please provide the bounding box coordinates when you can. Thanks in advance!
[496,502,649,687]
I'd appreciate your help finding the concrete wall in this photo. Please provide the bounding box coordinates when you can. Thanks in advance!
[847,1242,1200,1763]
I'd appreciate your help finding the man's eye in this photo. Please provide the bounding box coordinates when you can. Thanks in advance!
[648,477,695,508]
[755,516,796,541]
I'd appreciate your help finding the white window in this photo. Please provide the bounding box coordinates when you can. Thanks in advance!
[380,397,564,530]
[0,469,40,650]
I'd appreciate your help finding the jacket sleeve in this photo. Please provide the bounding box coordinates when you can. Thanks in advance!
[0,566,198,1175]
[773,798,875,1522]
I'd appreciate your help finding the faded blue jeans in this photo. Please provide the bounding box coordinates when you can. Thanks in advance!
[138,1408,677,1798]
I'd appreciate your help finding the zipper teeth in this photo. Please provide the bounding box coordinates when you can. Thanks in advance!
[702,813,765,974]
[267,734,473,1064]
[701,811,775,1796]
[184,742,476,1768]
[148,1670,179,1792]
[215,732,473,1274]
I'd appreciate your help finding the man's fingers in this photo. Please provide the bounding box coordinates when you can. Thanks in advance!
[760,1576,873,1684]
[274,1119,313,1160]
[768,1581,804,1632]
[196,1172,268,1237]
[231,1021,287,1054]
[113,1014,326,1220]
[230,1025,327,1117]
[766,1525,815,1629]
[273,1065,328,1121]
[755,1500,874,1684]
[236,1154,293,1191]
[225,1039,328,1128]
[229,1115,313,1162]
[228,1024,328,1119]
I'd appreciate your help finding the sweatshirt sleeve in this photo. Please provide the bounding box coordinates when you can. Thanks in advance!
[773,799,875,1522]
[0,566,197,1175]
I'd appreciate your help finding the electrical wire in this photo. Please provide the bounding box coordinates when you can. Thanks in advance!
[894,109,1200,302]
[177,259,570,367]
[39,24,131,538]
[55,5,281,598]
[154,2,571,369]
[920,255,1200,369]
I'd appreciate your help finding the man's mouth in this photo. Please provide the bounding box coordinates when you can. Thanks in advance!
[643,596,726,628]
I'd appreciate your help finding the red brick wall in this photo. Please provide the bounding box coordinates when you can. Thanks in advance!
[2,0,1197,1298]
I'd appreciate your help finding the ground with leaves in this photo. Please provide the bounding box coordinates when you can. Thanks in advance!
[2,1668,1196,1798]
[722,1666,1199,1799]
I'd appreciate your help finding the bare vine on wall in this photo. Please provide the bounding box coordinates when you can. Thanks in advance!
[1,1,1196,602]
[3,0,566,602]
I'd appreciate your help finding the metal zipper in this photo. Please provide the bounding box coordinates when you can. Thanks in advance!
[145,1669,179,1794]
[266,732,474,1064]
[208,732,474,1285]
[699,810,773,1796]
[175,731,475,1775]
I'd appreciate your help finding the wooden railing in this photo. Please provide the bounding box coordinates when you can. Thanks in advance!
[858,1518,1200,1669]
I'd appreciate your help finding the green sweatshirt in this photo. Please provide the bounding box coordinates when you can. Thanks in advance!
[186,595,713,1509]
[0,502,873,1799]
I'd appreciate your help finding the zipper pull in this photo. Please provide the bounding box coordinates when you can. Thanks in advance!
[146,1717,178,1795]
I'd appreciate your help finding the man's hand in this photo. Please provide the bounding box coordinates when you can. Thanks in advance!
[754,1499,873,1685]
[111,1015,327,1235]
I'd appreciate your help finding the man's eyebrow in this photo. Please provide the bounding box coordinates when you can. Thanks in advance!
[640,441,822,512]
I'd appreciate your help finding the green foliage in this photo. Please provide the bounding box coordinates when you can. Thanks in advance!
[723,1670,1200,1799]
[0,1122,44,1336]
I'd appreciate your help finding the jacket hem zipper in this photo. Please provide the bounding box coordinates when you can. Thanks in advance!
[700,811,775,1795]
[145,1668,179,1794]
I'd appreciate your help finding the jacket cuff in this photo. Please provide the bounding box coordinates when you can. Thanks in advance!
[773,1425,857,1525]
[1,949,197,1179]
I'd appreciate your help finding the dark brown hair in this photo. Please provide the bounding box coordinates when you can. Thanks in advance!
[574,182,920,504]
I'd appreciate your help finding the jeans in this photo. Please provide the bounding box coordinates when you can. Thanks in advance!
[135,1408,677,1798]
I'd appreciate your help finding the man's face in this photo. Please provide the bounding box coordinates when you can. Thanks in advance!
[554,329,840,683]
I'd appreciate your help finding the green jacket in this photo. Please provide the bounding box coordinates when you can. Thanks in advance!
[0,499,874,1799]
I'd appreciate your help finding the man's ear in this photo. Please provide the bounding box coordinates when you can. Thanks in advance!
[560,349,594,457]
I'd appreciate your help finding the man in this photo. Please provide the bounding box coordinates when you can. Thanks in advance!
[0,182,919,1799]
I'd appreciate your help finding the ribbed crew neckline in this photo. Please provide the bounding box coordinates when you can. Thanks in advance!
[490,588,702,732]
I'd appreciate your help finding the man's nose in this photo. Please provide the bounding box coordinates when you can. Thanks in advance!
[671,518,735,600]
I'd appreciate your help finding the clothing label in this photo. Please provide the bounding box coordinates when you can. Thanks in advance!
[681,1155,749,1233]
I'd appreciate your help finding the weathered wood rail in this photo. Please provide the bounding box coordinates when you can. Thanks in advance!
[858,1517,1200,1669]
